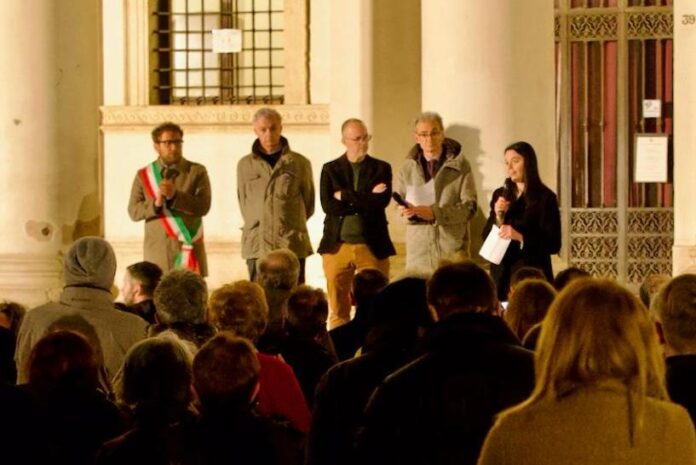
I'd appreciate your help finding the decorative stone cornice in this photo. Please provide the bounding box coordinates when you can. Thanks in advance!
[100,104,330,131]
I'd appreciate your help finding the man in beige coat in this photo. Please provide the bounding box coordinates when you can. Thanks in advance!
[395,112,477,273]
[128,122,212,276]
[237,108,315,283]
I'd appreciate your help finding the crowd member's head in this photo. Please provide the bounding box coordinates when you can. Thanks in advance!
[208,281,268,344]
[253,108,283,154]
[64,236,117,293]
[427,261,498,320]
[154,269,208,325]
[553,266,590,291]
[257,249,299,329]
[0,301,26,334]
[652,274,696,355]
[365,276,433,353]
[351,268,388,324]
[508,266,546,298]
[28,331,100,397]
[504,279,556,342]
[413,112,445,158]
[257,249,300,290]
[286,286,329,339]
[503,141,543,197]
[528,279,666,421]
[120,337,192,420]
[640,273,670,310]
[0,301,26,384]
[122,261,162,306]
[193,333,260,411]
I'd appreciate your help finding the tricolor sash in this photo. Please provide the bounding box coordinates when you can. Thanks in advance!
[139,161,203,273]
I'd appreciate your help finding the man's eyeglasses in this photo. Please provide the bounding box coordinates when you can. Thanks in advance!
[416,131,442,139]
[347,135,372,142]
[158,139,184,146]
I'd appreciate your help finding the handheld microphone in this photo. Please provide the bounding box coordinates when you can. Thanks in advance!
[391,192,409,207]
[501,178,515,201]
[497,178,515,223]
[392,193,424,223]
[162,166,180,181]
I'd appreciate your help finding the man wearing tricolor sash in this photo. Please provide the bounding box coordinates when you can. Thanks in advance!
[128,122,212,276]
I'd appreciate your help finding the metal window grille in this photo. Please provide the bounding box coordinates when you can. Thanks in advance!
[150,0,285,105]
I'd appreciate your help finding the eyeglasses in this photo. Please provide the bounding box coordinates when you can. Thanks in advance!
[347,135,372,142]
[158,139,184,146]
[416,131,442,139]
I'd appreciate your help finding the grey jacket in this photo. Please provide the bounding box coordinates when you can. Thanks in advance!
[15,287,148,383]
[395,138,477,273]
[237,137,315,259]
[128,157,212,276]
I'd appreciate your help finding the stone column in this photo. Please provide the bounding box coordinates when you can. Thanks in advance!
[420,0,556,255]
[329,0,373,154]
[0,1,63,306]
[673,1,696,274]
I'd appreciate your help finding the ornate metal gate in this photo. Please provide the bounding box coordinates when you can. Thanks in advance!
[555,0,673,286]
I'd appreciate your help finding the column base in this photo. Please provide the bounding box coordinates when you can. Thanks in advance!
[0,253,63,308]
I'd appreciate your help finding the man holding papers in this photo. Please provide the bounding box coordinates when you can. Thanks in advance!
[395,112,477,273]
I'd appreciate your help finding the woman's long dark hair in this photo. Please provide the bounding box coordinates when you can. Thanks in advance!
[505,141,546,202]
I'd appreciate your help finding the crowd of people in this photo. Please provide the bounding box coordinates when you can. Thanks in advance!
[0,234,695,464]
[1,109,695,464]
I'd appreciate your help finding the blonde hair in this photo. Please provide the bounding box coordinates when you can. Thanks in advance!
[208,281,268,343]
[514,278,667,442]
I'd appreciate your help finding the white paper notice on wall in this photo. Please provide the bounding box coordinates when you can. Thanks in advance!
[642,99,662,118]
[634,134,669,183]
[212,29,242,53]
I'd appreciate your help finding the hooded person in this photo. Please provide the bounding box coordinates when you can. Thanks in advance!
[15,237,148,384]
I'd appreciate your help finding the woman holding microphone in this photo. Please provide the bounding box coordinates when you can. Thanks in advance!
[482,141,561,301]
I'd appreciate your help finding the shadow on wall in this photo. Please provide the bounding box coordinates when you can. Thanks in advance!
[445,124,488,268]
[62,191,102,245]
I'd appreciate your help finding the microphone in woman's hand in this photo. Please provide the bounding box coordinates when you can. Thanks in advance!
[501,178,515,201]
[496,178,515,223]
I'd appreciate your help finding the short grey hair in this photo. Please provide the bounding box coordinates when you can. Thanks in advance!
[154,269,208,324]
[257,249,300,290]
[253,107,282,124]
[413,111,444,131]
[341,118,366,135]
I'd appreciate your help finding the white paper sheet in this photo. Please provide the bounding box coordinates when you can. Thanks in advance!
[405,180,436,206]
[479,225,511,265]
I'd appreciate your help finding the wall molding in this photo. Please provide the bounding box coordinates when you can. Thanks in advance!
[100,104,330,131]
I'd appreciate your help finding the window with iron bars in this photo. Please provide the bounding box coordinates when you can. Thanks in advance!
[149,0,284,105]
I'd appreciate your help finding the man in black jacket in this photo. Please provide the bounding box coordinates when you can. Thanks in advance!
[652,273,696,425]
[357,261,535,465]
[318,119,395,329]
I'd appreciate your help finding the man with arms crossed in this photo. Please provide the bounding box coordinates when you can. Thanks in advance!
[318,119,395,328]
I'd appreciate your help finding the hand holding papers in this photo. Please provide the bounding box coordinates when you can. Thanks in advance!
[479,224,511,265]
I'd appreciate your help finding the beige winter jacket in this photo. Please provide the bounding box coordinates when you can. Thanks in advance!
[395,138,477,273]
[237,137,315,259]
